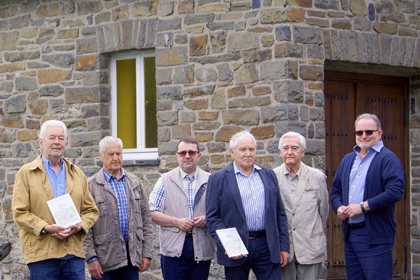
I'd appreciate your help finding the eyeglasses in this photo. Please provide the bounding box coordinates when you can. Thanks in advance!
[177,150,198,156]
[355,130,377,136]
[281,145,301,152]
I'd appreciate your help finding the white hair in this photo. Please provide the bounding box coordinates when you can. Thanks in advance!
[39,120,67,139]
[278,131,306,150]
[99,136,123,154]
[229,130,256,150]
[355,113,382,130]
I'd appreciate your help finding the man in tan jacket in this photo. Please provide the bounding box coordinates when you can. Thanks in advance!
[84,136,153,280]
[273,131,329,280]
[12,120,99,280]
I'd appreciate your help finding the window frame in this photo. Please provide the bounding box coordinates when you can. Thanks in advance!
[110,50,158,161]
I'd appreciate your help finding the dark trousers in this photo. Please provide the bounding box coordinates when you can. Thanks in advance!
[161,234,211,280]
[224,234,281,280]
[345,226,393,280]
[28,255,84,280]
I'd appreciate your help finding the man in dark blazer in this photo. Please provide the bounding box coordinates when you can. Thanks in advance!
[206,130,289,280]
[330,113,405,280]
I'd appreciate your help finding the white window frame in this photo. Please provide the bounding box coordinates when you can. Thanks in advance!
[110,50,158,161]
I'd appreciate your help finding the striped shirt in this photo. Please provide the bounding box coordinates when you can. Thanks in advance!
[233,162,265,231]
[103,170,129,241]
[149,169,197,219]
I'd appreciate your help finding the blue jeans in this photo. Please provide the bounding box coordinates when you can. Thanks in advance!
[28,255,84,280]
[345,226,393,280]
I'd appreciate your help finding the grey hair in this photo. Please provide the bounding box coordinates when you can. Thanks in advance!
[229,130,256,150]
[39,120,67,139]
[278,131,306,150]
[99,136,123,154]
[355,113,382,130]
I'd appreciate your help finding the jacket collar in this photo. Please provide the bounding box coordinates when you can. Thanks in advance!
[28,156,77,174]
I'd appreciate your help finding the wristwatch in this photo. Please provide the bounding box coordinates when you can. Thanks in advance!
[40,226,48,235]
[360,202,366,214]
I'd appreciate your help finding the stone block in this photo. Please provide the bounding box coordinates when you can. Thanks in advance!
[156,47,188,66]
[373,22,398,35]
[37,28,55,44]
[228,96,271,108]
[1,115,23,130]
[210,31,226,53]
[64,87,99,104]
[276,79,304,103]
[274,42,303,58]
[16,129,37,141]
[287,8,305,22]
[260,9,287,24]
[15,77,37,91]
[293,26,322,44]
[241,49,272,63]
[275,25,291,41]
[70,131,102,147]
[172,124,191,139]
[132,1,158,17]
[234,64,258,84]
[0,81,13,93]
[198,3,228,13]
[184,85,215,98]
[196,67,217,82]
[4,51,40,62]
[158,127,171,142]
[42,54,74,68]
[158,18,182,32]
[156,68,172,85]
[5,95,26,113]
[178,0,194,14]
[193,121,221,130]
[157,86,182,100]
[260,60,287,81]
[77,1,103,16]
[184,14,215,25]
[0,31,18,51]
[95,12,111,24]
[252,86,271,96]
[211,89,226,109]
[190,53,241,64]
[250,126,275,139]
[222,110,259,125]
[158,111,178,125]
[227,32,259,51]
[36,3,60,17]
[314,0,338,9]
[227,86,246,98]
[332,19,352,29]
[77,37,97,54]
[184,99,209,110]
[351,0,367,15]
[215,126,243,142]
[190,34,208,56]
[300,65,323,81]
[217,63,233,82]
[198,111,218,121]
[39,85,64,97]
[179,111,196,123]
[37,69,71,84]
[76,55,97,71]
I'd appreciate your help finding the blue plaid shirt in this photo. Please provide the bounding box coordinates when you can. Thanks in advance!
[103,169,129,241]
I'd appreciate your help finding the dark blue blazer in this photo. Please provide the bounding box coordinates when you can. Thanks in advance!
[206,162,289,266]
[330,147,405,245]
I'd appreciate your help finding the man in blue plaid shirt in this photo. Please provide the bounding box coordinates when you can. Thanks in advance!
[84,136,153,280]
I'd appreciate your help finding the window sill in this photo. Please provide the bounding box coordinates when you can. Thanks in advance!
[122,150,160,166]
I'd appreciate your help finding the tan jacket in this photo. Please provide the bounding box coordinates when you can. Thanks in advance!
[273,162,329,264]
[84,168,153,272]
[12,157,99,264]
[151,167,215,261]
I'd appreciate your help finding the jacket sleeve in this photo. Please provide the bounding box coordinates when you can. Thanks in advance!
[83,180,97,261]
[79,173,99,234]
[318,172,329,228]
[271,170,289,252]
[205,172,226,244]
[12,168,48,236]
[330,157,346,213]
[139,183,154,259]
[368,153,405,210]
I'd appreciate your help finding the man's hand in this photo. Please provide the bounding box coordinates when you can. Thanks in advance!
[343,203,363,217]
[139,257,151,272]
[176,218,194,232]
[193,216,206,228]
[48,222,82,240]
[336,206,349,221]
[88,260,103,279]
[280,251,288,268]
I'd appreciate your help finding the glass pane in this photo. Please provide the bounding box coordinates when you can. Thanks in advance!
[116,59,137,149]
[144,56,157,148]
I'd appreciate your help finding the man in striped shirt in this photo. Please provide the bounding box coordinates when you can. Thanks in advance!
[206,130,289,280]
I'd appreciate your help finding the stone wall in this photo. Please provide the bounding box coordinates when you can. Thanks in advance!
[0,0,419,279]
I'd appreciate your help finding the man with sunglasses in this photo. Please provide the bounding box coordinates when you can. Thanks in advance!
[149,138,214,280]
[330,113,405,280]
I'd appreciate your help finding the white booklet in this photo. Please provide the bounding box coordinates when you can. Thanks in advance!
[216,227,249,258]
[47,193,82,228]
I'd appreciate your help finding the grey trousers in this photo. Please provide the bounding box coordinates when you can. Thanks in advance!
[280,258,322,280]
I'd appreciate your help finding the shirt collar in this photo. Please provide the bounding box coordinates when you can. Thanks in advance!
[179,168,197,181]
[353,140,384,154]
[283,164,301,177]
[42,157,64,171]
[233,161,261,176]
[103,169,125,182]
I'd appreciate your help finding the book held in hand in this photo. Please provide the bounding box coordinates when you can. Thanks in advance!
[216,227,249,258]
[47,193,82,228]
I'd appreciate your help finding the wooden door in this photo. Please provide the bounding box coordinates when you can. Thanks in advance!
[324,71,409,279]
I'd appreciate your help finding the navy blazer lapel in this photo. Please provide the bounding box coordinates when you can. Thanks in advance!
[258,168,273,223]
[226,163,247,223]
[343,153,356,205]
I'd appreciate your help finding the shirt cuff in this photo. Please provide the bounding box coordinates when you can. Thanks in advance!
[86,256,97,263]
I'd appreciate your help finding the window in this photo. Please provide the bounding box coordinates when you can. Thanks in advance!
[110,50,158,161]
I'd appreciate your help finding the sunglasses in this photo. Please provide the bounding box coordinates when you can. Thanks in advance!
[355,130,377,136]
[177,150,198,156]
